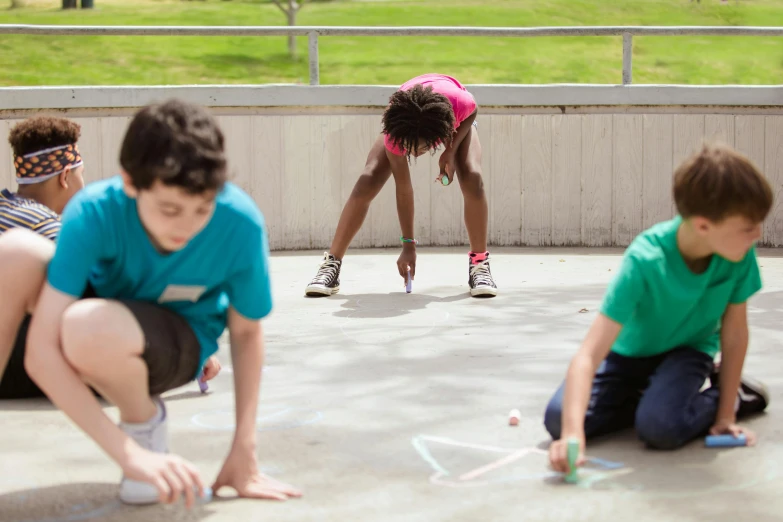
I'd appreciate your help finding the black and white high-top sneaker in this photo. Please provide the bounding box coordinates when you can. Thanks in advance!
[305,252,342,297]
[469,254,498,298]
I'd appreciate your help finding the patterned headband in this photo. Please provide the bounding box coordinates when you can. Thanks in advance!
[14,144,83,185]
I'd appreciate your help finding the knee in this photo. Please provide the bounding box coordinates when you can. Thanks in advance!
[60,300,138,377]
[543,397,563,440]
[0,230,53,313]
[635,408,686,450]
[458,169,485,199]
[351,167,387,201]
[60,300,101,375]
[0,229,51,282]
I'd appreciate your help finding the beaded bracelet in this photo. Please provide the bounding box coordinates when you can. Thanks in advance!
[400,237,418,245]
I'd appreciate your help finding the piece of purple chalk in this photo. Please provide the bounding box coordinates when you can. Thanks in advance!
[198,377,208,393]
[406,270,412,293]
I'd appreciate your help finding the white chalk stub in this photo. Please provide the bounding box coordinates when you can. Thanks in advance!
[508,409,521,426]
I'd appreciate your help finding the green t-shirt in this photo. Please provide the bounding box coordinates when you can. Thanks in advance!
[600,215,762,358]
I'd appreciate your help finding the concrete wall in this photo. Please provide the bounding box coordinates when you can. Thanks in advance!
[1,85,782,249]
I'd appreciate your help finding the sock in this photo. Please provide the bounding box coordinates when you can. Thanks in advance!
[469,251,489,265]
[125,400,164,427]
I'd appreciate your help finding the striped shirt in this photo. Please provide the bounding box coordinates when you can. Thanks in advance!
[0,189,61,241]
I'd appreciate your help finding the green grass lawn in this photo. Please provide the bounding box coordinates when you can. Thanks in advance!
[0,0,781,86]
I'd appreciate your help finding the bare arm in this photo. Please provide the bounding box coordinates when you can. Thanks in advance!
[387,150,417,280]
[26,284,137,466]
[212,308,301,499]
[387,151,415,241]
[444,108,478,155]
[716,303,749,424]
[560,313,622,438]
[549,313,621,473]
[227,307,265,452]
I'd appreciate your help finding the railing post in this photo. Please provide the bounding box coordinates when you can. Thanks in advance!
[308,31,319,86]
[622,32,633,85]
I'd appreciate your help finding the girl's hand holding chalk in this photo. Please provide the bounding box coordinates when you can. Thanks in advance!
[397,245,416,286]
[437,150,455,186]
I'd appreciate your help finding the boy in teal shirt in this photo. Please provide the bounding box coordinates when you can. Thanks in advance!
[546,143,773,471]
[1,100,301,507]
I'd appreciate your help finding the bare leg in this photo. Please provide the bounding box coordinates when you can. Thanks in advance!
[0,229,53,378]
[455,127,489,253]
[61,299,156,423]
[329,135,393,259]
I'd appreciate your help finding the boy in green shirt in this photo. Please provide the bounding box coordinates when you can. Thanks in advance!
[546,143,773,471]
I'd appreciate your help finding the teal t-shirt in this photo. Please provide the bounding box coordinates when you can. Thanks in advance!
[600,215,762,358]
[47,176,273,376]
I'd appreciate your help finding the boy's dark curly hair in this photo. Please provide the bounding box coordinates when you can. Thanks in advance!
[8,116,81,157]
[381,84,455,159]
[120,98,226,195]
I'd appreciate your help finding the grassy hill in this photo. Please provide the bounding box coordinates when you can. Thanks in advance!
[0,0,781,86]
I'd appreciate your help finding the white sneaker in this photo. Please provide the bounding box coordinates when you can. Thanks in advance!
[118,397,169,505]
[305,252,342,296]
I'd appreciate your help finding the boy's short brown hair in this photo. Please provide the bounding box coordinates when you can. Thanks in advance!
[8,116,81,157]
[119,98,226,195]
[673,142,773,223]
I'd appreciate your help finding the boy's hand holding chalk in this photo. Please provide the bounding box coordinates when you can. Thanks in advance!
[708,421,756,446]
[548,434,586,482]
[705,433,748,447]
[197,355,223,393]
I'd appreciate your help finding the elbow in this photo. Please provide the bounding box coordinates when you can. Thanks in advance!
[23,328,60,386]
[722,329,749,356]
[569,352,599,374]
[23,336,49,384]
[229,322,263,348]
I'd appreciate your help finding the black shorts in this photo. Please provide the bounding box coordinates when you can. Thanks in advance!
[0,291,201,399]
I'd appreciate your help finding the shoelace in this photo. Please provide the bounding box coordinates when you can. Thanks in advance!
[312,254,340,284]
[470,260,495,287]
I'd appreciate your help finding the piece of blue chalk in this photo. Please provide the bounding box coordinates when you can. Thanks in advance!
[198,486,213,503]
[406,270,412,293]
[198,378,208,393]
[705,434,747,448]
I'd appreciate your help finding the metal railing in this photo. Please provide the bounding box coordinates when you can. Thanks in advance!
[1,25,781,86]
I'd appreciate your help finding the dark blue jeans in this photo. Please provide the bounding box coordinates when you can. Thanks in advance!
[543,348,719,450]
